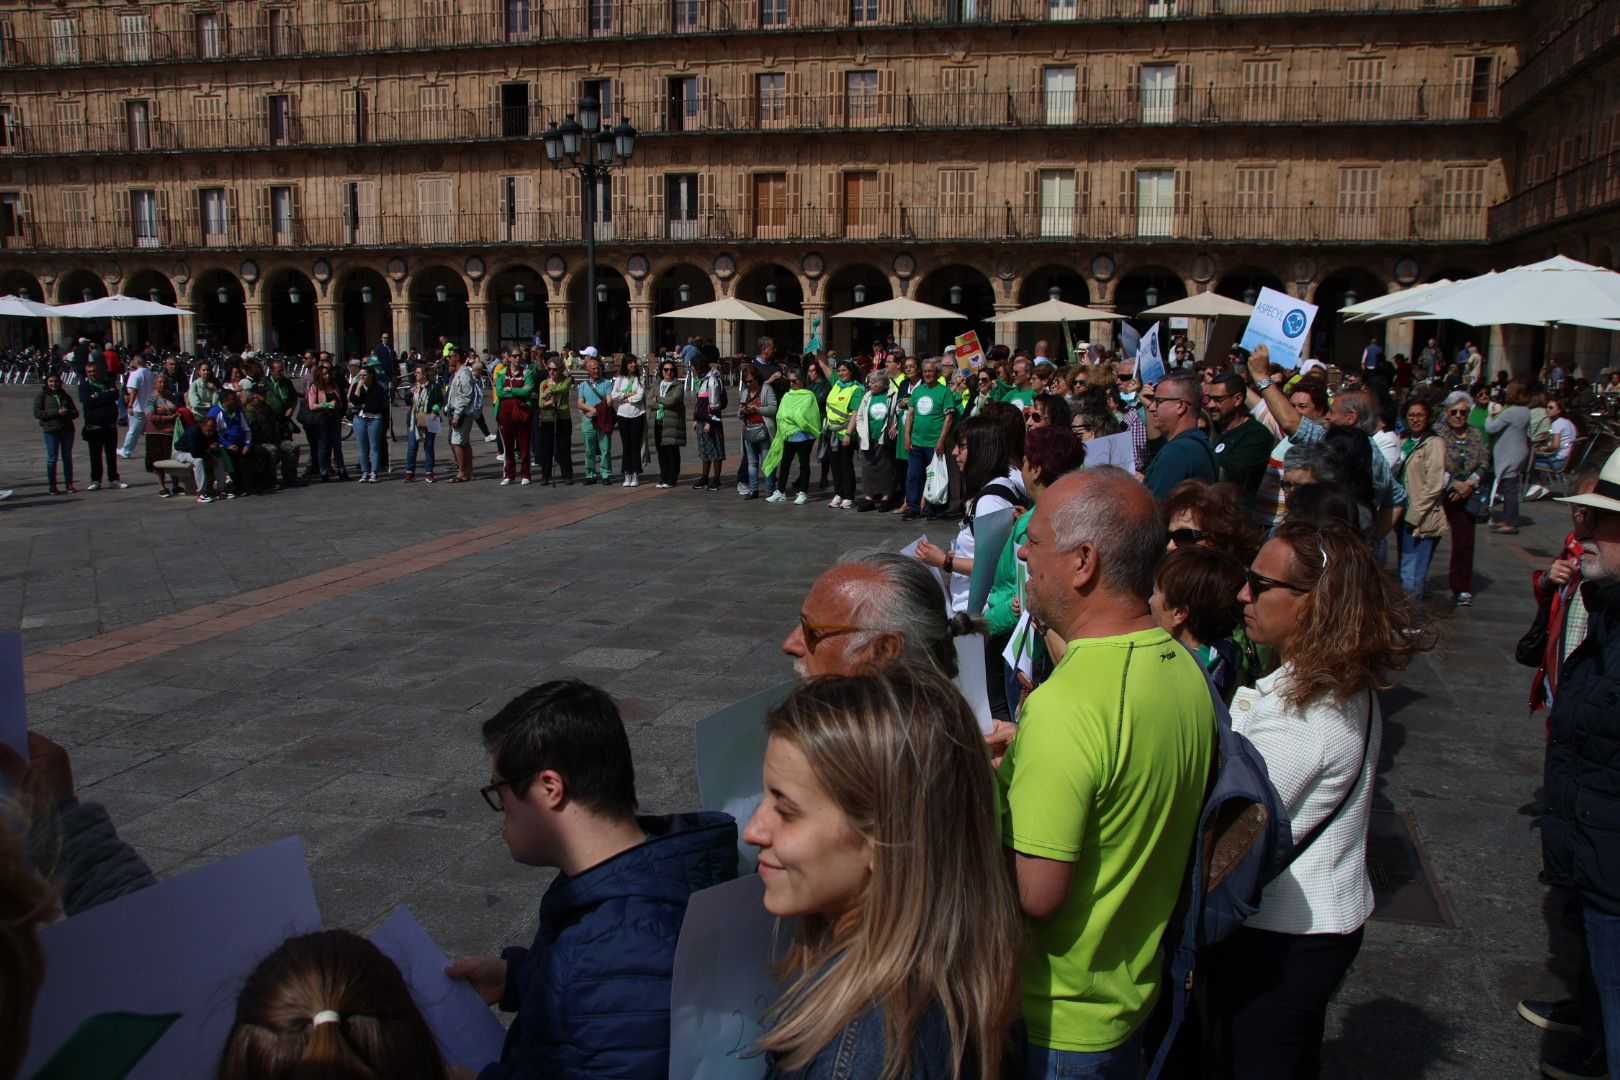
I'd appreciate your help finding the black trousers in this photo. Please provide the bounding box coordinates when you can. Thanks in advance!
[658,444,681,485]
[619,414,646,476]
[778,440,813,495]
[538,420,573,481]
[831,441,857,501]
[84,427,119,482]
[1202,925,1364,1080]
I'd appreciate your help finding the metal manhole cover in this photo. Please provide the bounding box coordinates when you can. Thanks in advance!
[1368,808,1455,928]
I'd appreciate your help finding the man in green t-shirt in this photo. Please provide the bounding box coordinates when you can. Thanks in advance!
[901,359,957,521]
[997,467,1214,1074]
[994,355,1037,411]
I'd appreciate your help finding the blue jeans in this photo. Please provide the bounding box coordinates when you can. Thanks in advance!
[1397,524,1439,600]
[120,411,146,456]
[43,429,74,487]
[1024,1029,1142,1080]
[905,445,935,511]
[354,414,383,474]
[407,424,436,475]
[1586,907,1620,1070]
[743,435,771,494]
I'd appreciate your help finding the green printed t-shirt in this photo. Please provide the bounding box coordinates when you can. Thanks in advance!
[999,385,1036,410]
[996,626,1214,1053]
[864,392,894,444]
[907,383,957,448]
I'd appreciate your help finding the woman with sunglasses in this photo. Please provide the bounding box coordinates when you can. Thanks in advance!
[652,359,686,489]
[1204,520,1427,1079]
[1026,392,1071,432]
[1439,389,1490,606]
[611,357,647,487]
[1162,480,1262,565]
[536,359,575,485]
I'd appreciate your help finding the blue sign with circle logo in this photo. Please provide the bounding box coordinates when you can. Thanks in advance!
[1281,309,1308,338]
[1238,286,1319,370]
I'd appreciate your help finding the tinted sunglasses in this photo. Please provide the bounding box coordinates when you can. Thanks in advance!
[1245,567,1309,595]
[1167,527,1206,546]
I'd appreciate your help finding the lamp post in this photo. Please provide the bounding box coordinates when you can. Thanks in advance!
[543,98,637,351]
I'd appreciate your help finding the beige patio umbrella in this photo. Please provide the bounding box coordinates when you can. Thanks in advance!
[990,298,1124,323]
[832,297,965,321]
[656,296,800,322]
[1138,292,1255,319]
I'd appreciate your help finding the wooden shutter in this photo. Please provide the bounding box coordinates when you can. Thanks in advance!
[226,186,239,240]
[698,170,715,235]
[155,189,170,244]
[826,68,843,128]
[356,181,377,243]
[253,184,270,231]
[1176,62,1193,114]
[786,171,801,235]
[115,189,132,241]
[1173,168,1190,232]
[289,185,302,241]
[878,169,893,235]
[1127,62,1140,121]
[784,71,801,125]
[1452,56,1472,116]
[696,75,712,130]
[610,172,627,235]
[878,69,895,125]
[646,172,665,222]
[497,174,511,235]
[564,172,581,221]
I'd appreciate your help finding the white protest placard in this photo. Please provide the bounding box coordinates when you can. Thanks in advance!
[371,906,506,1072]
[696,683,795,875]
[954,635,995,735]
[24,837,322,1079]
[1084,431,1137,471]
[668,875,790,1080]
[899,535,948,600]
[1238,286,1318,370]
[1136,322,1166,387]
[0,631,25,758]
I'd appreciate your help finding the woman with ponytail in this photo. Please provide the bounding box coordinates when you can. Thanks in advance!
[220,929,450,1080]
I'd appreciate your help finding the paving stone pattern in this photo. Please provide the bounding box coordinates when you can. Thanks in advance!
[0,385,1584,1076]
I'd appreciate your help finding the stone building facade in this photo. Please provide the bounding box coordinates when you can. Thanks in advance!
[0,0,1596,369]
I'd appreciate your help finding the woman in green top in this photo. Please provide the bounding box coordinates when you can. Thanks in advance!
[853,369,897,513]
[494,353,537,486]
[762,368,823,505]
[34,371,80,494]
[536,359,575,485]
[187,364,220,415]
[806,359,833,491]
[823,358,865,509]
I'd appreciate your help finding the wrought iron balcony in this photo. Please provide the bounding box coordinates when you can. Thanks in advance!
[1498,0,1620,116]
[1487,150,1620,240]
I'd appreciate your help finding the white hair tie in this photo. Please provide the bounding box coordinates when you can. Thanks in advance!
[311,1010,341,1026]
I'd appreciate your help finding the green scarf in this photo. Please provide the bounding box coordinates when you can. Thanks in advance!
[762,389,823,475]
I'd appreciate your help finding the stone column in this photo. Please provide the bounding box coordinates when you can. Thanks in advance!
[548,302,571,355]
[1382,287,1415,363]
[316,303,341,357]
[1087,298,1118,352]
[45,316,66,351]
[897,319,917,359]
[244,300,270,353]
[467,301,492,355]
[630,300,655,357]
[1575,327,1612,380]
[390,299,415,353]
[177,307,197,354]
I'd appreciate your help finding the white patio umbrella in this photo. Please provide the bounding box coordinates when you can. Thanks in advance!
[655,296,800,322]
[1340,279,1457,321]
[832,298,964,321]
[990,298,1125,323]
[1368,257,1620,327]
[1552,315,1620,332]
[0,294,63,317]
[1137,293,1254,319]
[51,293,188,319]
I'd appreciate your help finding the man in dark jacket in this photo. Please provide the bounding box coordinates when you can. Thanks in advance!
[1142,372,1217,500]
[78,361,128,490]
[1538,451,1620,1079]
[449,680,738,1080]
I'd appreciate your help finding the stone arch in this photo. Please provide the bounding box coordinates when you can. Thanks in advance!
[190,268,248,351]
[823,261,893,357]
[915,263,995,358]
[734,261,805,355]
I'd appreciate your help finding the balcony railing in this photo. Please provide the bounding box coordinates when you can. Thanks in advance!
[1499,0,1620,115]
[0,0,1517,71]
[0,82,1494,159]
[1487,149,1620,240]
[0,202,1486,253]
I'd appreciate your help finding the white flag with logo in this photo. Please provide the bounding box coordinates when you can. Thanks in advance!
[1137,322,1166,385]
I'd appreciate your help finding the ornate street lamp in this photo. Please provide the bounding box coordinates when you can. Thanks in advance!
[514,283,526,303]
[1144,285,1160,308]
[436,284,449,303]
[1243,287,1258,306]
[853,284,866,304]
[679,284,692,303]
[766,284,779,305]
[543,97,637,351]
[289,286,301,304]
[1048,286,1061,301]
[217,286,229,304]
[949,285,964,306]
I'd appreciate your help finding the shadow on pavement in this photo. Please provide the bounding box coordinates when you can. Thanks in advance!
[1323,998,1461,1079]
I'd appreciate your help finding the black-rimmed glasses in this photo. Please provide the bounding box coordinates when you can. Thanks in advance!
[481,769,540,811]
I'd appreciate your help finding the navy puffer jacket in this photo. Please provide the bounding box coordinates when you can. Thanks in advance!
[481,811,738,1080]
[1543,582,1620,915]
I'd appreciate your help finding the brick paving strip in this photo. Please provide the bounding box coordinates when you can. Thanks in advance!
[21,484,665,694]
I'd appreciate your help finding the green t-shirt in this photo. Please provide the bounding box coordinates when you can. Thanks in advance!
[864,392,894,444]
[907,382,957,448]
[997,626,1215,1053]
[1000,385,1036,410]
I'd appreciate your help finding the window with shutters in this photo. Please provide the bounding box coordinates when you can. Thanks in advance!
[1242,60,1280,117]
[341,3,371,49]
[0,191,25,242]
[0,21,13,65]
[420,85,450,139]
[201,187,230,243]
[1453,55,1495,119]
[500,175,536,241]
[1346,58,1384,109]
[1146,0,1177,18]
[1136,168,1175,237]
[55,100,83,131]
[1044,66,1076,124]
[753,172,788,237]
[267,9,293,56]
[195,13,224,58]
[589,173,613,239]
[501,83,530,137]
[581,79,614,121]
[423,0,452,40]
[673,0,700,32]
[126,101,152,151]
[846,71,880,127]
[418,177,452,243]
[667,173,700,238]
[269,185,296,243]
[0,107,15,151]
[851,0,878,21]
[1049,0,1078,18]
[842,170,879,236]
[268,94,294,145]
[939,168,976,235]
[1141,64,1176,123]
[757,73,787,128]
[1441,165,1485,223]
[131,189,160,247]
[60,188,90,247]
[343,180,377,244]
[120,14,151,62]
[1038,169,1076,237]
[668,77,699,131]
[760,0,789,27]
[1234,165,1277,236]
[1336,166,1379,238]
[507,0,534,40]
[193,95,224,147]
[49,18,79,65]
[589,0,615,35]
[341,89,369,143]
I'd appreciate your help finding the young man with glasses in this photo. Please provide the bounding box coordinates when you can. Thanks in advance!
[448,680,737,1080]
[1204,372,1275,506]
[1142,372,1217,500]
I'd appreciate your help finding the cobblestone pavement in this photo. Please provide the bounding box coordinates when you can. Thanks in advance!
[0,384,1584,1077]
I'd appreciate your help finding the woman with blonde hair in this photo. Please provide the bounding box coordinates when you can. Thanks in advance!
[220,929,449,1080]
[743,667,1022,1079]
[1204,519,1430,1079]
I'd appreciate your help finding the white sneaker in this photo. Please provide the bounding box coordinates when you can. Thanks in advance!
[500,477,512,486]
[113,481,129,490]
[794,492,808,505]
[520,477,531,486]
[0,489,12,501]
[765,491,787,503]
[116,449,132,459]
[630,475,640,487]
[828,496,841,508]
[656,482,670,489]
[622,475,631,487]
[496,453,505,462]
[87,482,101,491]
[484,433,498,443]
[839,498,853,508]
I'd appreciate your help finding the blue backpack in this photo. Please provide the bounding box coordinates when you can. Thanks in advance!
[1146,678,1372,1078]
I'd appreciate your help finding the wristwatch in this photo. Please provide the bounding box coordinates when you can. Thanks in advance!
[1255,377,1274,392]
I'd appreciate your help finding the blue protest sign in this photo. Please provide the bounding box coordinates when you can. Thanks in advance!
[1238,286,1319,370]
